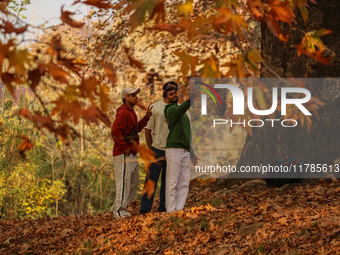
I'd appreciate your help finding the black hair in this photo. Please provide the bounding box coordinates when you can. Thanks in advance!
[163,81,178,90]
[163,87,177,99]
[122,98,126,104]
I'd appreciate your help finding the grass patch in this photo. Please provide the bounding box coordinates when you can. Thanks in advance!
[200,217,210,231]
[170,216,185,231]
[210,198,223,207]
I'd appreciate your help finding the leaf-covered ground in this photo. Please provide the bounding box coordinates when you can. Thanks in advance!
[1,179,340,255]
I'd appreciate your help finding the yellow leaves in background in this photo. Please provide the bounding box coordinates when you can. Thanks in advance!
[176,0,194,18]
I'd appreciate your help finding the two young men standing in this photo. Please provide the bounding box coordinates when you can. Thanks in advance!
[111,82,198,218]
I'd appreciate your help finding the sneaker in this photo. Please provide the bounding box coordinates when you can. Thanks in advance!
[113,210,131,218]
[140,211,148,216]
[120,210,131,217]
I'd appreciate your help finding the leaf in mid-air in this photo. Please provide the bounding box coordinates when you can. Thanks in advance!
[267,0,296,26]
[18,135,34,159]
[51,97,82,125]
[73,0,116,9]
[8,48,32,77]
[47,35,66,58]
[1,72,24,98]
[173,50,198,78]
[142,180,155,199]
[46,62,70,85]
[28,64,47,91]
[61,5,85,28]
[0,21,28,34]
[213,7,248,39]
[124,47,146,72]
[82,106,111,128]
[149,23,182,37]
[200,55,222,78]
[101,62,117,87]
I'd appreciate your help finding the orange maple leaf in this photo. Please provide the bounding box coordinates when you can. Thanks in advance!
[124,47,146,72]
[101,62,117,87]
[137,143,157,172]
[18,135,34,159]
[61,5,85,28]
[28,64,47,91]
[142,180,155,199]
[149,23,182,37]
[1,72,25,98]
[213,7,248,39]
[0,21,28,34]
[46,62,70,85]
[51,98,83,124]
[0,40,14,72]
[47,35,66,58]
[82,106,111,128]
[177,17,208,41]
[73,0,116,9]
[267,0,296,26]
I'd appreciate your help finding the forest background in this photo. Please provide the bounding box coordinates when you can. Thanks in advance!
[0,0,337,221]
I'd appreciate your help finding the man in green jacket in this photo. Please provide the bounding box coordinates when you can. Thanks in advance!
[164,86,199,213]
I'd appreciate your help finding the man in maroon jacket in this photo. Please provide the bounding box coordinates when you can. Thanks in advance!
[110,87,152,218]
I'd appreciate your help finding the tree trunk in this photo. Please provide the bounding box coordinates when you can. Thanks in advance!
[236,0,340,171]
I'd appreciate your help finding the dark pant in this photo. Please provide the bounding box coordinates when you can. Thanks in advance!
[140,147,166,213]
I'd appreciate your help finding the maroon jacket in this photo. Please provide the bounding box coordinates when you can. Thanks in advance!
[111,104,149,156]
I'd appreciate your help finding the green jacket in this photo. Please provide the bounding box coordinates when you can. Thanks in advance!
[164,100,195,158]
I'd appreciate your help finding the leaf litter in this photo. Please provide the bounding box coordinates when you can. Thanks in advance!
[1,179,340,254]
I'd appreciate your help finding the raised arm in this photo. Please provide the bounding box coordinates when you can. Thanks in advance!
[165,100,190,123]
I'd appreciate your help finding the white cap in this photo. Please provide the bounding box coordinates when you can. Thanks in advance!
[121,87,141,99]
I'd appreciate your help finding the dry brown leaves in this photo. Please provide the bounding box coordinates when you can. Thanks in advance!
[1,180,340,254]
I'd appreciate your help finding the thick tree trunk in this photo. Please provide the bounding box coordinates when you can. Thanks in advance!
[236,0,340,170]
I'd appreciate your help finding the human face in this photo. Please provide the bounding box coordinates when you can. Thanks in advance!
[125,92,139,105]
[167,89,179,104]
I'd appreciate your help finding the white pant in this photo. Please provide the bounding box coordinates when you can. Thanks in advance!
[110,154,139,216]
[165,148,190,212]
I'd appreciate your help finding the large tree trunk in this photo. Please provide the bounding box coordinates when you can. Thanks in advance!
[236,0,340,172]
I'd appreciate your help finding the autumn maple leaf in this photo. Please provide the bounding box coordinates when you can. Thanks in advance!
[73,0,116,9]
[0,21,28,34]
[1,72,24,98]
[101,62,117,87]
[124,47,146,72]
[173,50,198,78]
[18,135,34,159]
[213,7,248,39]
[149,23,182,37]
[142,180,155,199]
[61,5,85,28]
